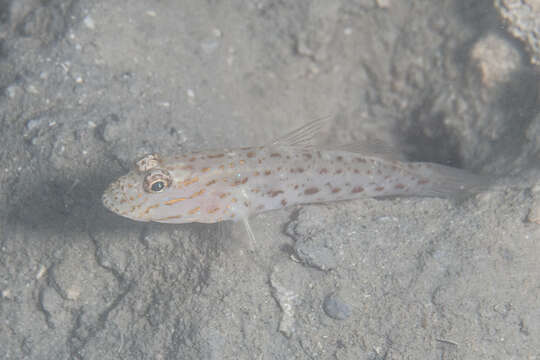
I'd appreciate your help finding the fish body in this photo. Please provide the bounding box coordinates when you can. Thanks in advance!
[102,134,485,224]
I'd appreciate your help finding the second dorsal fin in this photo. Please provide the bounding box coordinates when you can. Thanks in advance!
[270,117,406,161]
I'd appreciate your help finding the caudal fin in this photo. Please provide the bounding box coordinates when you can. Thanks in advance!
[409,162,491,199]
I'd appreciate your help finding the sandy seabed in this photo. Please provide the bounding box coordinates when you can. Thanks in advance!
[1,0,539,359]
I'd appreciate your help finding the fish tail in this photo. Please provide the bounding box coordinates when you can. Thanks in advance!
[408,162,491,199]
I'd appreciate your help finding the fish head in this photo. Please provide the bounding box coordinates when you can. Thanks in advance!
[102,154,196,223]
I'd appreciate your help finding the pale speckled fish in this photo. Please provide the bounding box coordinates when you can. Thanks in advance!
[102,119,486,230]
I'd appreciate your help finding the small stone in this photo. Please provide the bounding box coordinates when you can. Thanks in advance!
[65,287,81,300]
[99,114,123,142]
[83,16,95,30]
[323,292,351,320]
[294,241,337,271]
[36,265,47,279]
[1,288,12,299]
[25,118,43,132]
[470,34,520,88]
[5,85,20,98]
[26,85,39,94]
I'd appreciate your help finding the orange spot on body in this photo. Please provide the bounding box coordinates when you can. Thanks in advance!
[144,203,160,214]
[206,179,217,186]
[183,177,199,186]
[188,206,201,215]
[233,177,249,186]
[208,207,220,214]
[202,167,210,172]
[190,189,206,198]
[219,193,228,199]
[268,190,284,197]
[165,197,187,205]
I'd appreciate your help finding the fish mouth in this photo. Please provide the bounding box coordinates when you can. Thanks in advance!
[101,189,118,213]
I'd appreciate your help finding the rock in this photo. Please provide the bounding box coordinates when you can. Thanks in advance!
[323,292,351,320]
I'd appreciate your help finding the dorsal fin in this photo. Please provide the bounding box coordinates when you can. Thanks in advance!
[270,117,406,161]
[271,117,331,148]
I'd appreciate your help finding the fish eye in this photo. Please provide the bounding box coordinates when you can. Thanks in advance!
[151,180,165,192]
[143,168,172,193]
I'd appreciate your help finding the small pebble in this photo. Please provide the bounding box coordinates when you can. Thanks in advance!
[323,292,351,320]
[470,34,520,88]
[83,16,95,30]
[5,85,20,98]
[294,241,337,271]
[25,118,43,132]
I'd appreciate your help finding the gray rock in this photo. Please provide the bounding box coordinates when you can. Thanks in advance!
[495,0,540,65]
[323,293,352,320]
